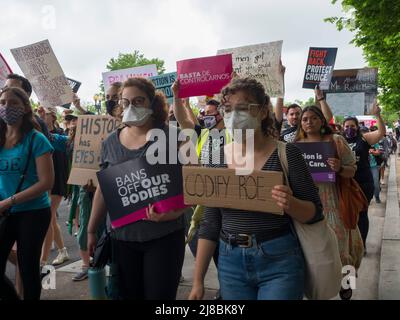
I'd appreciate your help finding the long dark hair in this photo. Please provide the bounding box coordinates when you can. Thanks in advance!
[0,87,40,148]
[295,105,333,141]
[220,77,277,138]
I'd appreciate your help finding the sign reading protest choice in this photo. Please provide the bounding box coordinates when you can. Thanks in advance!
[10,40,73,108]
[97,158,187,229]
[102,64,158,93]
[302,47,337,90]
[68,115,120,186]
[150,72,177,104]
[0,53,12,89]
[62,77,82,108]
[183,166,283,214]
[176,54,233,98]
[324,68,378,115]
[217,41,284,97]
[294,142,336,183]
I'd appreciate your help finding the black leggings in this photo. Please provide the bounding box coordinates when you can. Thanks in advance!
[0,208,51,300]
[358,183,374,248]
[114,229,185,300]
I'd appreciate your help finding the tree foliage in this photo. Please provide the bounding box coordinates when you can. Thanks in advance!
[325,0,400,114]
[106,50,165,74]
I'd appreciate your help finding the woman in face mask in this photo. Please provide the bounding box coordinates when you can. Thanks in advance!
[342,101,385,254]
[105,82,123,119]
[87,77,186,300]
[0,87,54,300]
[189,78,324,300]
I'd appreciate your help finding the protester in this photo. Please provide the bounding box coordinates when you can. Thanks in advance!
[369,141,382,203]
[105,82,123,119]
[87,77,186,300]
[40,107,70,266]
[0,87,54,300]
[189,78,324,300]
[343,101,386,252]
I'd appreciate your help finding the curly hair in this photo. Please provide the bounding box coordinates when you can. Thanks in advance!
[295,105,333,141]
[0,87,40,147]
[120,77,168,128]
[220,77,277,138]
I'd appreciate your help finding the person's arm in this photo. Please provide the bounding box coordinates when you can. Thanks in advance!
[49,133,70,152]
[363,102,386,145]
[184,98,200,126]
[72,93,89,115]
[87,185,108,256]
[171,81,195,130]
[274,61,286,124]
[0,153,54,214]
[315,86,333,123]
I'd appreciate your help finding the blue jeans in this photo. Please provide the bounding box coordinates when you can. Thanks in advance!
[370,166,381,200]
[217,231,305,300]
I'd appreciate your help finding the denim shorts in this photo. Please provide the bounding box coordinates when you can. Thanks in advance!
[218,230,305,300]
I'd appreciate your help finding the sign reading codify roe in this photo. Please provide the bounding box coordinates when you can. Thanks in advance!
[183,166,283,214]
[10,40,73,108]
[68,115,120,186]
[302,47,337,90]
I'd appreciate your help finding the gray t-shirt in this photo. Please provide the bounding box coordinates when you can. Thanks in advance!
[100,125,184,242]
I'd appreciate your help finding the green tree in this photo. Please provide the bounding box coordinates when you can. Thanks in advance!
[285,97,315,108]
[325,0,400,114]
[106,50,165,74]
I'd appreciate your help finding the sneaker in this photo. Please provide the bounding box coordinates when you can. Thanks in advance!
[376,198,381,204]
[72,268,89,281]
[52,247,70,266]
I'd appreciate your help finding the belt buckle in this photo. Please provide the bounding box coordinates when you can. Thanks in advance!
[237,234,252,248]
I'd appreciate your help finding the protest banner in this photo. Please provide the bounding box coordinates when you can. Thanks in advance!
[102,64,158,93]
[356,115,377,128]
[150,72,177,104]
[217,41,284,97]
[97,158,187,229]
[324,68,378,115]
[62,77,81,108]
[67,115,120,186]
[10,39,73,108]
[302,47,337,90]
[294,142,336,183]
[0,53,12,89]
[183,166,283,214]
[176,54,233,98]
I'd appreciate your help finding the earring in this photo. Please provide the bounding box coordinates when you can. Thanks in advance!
[320,127,326,135]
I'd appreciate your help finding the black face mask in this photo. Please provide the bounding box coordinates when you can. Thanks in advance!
[106,100,117,116]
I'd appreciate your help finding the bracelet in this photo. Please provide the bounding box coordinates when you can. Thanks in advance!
[87,231,96,234]
[10,195,17,206]
[317,97,325,101]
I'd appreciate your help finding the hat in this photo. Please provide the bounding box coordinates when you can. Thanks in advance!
[44,106,58,117]
[64,114,78,121]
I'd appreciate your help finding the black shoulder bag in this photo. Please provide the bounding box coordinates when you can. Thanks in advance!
[0,132,36,236]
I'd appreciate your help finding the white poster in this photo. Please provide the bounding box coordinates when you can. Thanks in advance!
[326,92,365,116]
[217,41,284,97]
[10,40,73,108]
[0,53,12,89]
[102,65,158,93]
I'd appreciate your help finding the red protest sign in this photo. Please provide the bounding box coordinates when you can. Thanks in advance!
[177,54,233,98]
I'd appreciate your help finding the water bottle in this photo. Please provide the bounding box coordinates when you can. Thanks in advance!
[88,267,107,300]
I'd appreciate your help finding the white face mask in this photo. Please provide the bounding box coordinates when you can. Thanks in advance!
[223,110,259,133]
[122,105,153,127]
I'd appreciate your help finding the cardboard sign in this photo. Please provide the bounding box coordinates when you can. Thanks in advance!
[62,77,81,109]
[67,115,120,186]
[150,72,177,105]
[183,166,283,214]
[10,40,73,108]
[324,68,378,115]
[102,64,158,93]
[97,158,187,229]
[217,41,284,97]
[176,54,233,98]
[295,142,336,183]
[326,92,365,116]
[0,53,12,89]
[302,47,337,90]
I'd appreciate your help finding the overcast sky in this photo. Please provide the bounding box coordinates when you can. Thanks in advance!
[0,0,366,105]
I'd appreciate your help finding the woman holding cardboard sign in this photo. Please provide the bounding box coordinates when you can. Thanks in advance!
[87,77,186,300]
[189,78,324,300]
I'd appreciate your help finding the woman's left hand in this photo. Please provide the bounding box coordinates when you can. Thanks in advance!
[145,204,184,222]
[271,185,293,211]
[327,158,341,172]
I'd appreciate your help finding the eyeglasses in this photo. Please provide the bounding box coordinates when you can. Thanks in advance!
[218,103,260,117]
[120,96,147,109]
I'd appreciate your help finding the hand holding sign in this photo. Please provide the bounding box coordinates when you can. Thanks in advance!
[171,80,180,98]
[315,85,324,101]
[370,99,381,116]
[271,185,293,212]
[327,158,341,172]
[145,204,184,223]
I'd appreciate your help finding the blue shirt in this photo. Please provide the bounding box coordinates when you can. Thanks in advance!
[0,130,54,213]
[49,133,68,152]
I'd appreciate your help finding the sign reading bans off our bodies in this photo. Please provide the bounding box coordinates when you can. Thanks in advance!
[302,47,337,90]
[68,115,120,186]
[294,142,336,183]
[183,166,283,214]
[10,39,73,108]
[97,158,187,229]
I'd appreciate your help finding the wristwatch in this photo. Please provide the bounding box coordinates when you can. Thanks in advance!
[317,97,325,101]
